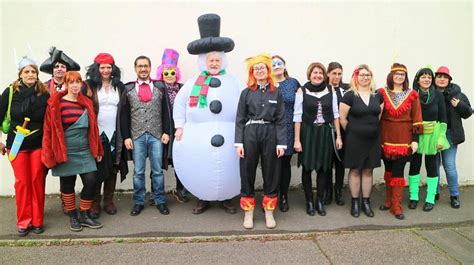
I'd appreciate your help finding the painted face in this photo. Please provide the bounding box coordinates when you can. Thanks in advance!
[53,62,67,80]
[20,65,38,87]
[418,74,432,90]
[162,67,177,85]
[393,71,406,85]
[135,59,151,80]
[357,69,372,87]
[310,67,324,85]
[435,74,450,89]
[272,58,285,77]
[206,52,222,75]
[66,79,82,96]
[253,63,268,81]
[328,68,343,86]
[99,64,112,81]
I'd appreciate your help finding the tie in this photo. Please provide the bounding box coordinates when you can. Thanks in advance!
[138,82,152,103]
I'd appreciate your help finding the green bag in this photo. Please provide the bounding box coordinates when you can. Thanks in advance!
[2,85,13,134]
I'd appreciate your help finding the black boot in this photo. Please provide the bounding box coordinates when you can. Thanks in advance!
[79,210,103,229]
[305,192,315,216]
[334,188,345,206]
[323,188,333,205]
[67,210,83,232]
[316,197,326,216]
[279,194,289,212]
[362,197,374,217]
[351,198,360,217]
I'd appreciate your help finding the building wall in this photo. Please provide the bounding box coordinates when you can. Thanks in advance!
[0,1,472,195]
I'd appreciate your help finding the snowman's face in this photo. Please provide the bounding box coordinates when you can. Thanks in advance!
[206,52,222,75]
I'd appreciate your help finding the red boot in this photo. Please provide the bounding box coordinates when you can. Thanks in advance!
[390,177,406,220]
[379,171,392,211]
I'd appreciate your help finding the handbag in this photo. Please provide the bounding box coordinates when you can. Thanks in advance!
[1,85,13,134]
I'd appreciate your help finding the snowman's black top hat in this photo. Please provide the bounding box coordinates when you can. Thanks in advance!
[187,13,235,55]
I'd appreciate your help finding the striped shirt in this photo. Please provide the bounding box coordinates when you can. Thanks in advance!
[60,99,84,129]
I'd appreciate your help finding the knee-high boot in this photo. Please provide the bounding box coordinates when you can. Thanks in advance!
[379,171,392,210]
[390,177,406,220]
[103,173,117,215]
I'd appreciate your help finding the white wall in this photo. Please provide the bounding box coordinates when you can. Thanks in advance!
[1,1,473,195]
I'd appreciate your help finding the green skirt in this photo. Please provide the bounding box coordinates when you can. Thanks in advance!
[418,122,450,155]
[298,123,333,173]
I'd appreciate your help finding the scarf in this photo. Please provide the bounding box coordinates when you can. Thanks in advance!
[189,70,226,108]
[303,81,327,93]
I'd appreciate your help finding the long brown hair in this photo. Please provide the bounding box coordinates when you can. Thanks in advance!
[13,64,48,95]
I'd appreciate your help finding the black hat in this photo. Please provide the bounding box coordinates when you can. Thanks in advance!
[187,13,235,55]
[40,47,80,74]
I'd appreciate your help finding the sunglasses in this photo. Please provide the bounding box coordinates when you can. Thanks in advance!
[163,70,176,77]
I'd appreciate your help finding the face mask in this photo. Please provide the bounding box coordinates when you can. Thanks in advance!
[272,59,285,70]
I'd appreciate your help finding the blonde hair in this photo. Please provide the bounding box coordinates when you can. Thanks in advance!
[349,64,376,96]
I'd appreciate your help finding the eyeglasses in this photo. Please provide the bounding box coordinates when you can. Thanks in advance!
[359,74,372,78]
[163,70,176,77]
[253,66,267,72]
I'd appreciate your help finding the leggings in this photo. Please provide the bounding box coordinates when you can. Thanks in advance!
[409,153,438,177]
[279,155,292,195]
[60,171,97,200]
[383,158,407,178]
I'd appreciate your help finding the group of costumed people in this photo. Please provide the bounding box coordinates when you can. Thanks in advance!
[1,13,472,237]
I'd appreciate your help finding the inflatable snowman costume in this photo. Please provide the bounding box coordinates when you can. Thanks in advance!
[173,14,243,201]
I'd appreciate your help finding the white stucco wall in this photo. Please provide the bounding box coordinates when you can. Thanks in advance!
[0,1,472,195]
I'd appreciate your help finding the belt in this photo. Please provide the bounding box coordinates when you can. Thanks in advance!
[314,122,329,127]
[245,119,271,126]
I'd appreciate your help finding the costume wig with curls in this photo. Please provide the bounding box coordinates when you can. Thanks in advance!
[85,63,121,90]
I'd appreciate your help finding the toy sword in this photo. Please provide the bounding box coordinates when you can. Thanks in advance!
[8,117,38,161]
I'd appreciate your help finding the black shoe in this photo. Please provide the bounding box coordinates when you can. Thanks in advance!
[334,189,345,206]
[435,193,440,201]
[130,204,144,216]
[157,204,170,215]
[306,201,315,216]
[450,196,460,209]
[193,200,210,215]
[351,198,360,218]
[279,194,289,212]
[323,189,332,205]
[18,228,30,237]
[316,198,326,216]
[408,200,418,209]
[362,198,374,217]
[395,213,405,220]
[32,226,44,234]
[423,202,434,212]
[88,210,100,220]
[220,200,237,214]
[67,210,83,232]
[172,189,189,203]
[148,197,155,206]
[79,210,103,229]
[379,204,390,211]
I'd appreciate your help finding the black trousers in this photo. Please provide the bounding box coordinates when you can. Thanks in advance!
[60,172,97,200]
[240,124,280,197]
[409,153,438,177]
[328,152,345,191]
[383,158,407,178]
[279,155,292,195]
[302,166,328,200]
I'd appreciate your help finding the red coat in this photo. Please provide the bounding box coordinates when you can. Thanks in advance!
[41,90,104,169]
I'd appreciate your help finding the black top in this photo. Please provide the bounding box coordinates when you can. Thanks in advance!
[235,84,286,146]
[417,88,447,123]
[0,82,50,150]
[341,91,383,137]
[301,84,334,125]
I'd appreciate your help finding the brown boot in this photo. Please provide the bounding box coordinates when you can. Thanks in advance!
[103,174,117,215]
[379,171,392,211]
[390,179,405,220]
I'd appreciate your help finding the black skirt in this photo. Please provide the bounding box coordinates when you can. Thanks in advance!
[298,123,333,173]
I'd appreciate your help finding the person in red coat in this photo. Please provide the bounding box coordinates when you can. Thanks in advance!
[42,71,104,232]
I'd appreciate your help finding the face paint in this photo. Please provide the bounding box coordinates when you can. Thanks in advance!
[272,58,285,70]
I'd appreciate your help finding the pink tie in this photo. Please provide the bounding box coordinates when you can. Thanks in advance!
[138,82,152,103]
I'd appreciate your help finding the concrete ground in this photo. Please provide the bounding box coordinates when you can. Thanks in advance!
[0,186,473,264]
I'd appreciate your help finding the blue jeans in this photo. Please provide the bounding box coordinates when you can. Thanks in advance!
[436,131,459,197]
[132,133,166,205]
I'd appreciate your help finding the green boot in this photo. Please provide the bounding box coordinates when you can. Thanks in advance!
[424,177,439,211]
[408,174,421,209]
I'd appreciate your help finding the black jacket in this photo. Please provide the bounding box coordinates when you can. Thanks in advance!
[438,83,472,144]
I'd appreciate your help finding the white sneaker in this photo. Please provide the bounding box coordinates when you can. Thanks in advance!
[264,209,276,229]
[243,209,254,229]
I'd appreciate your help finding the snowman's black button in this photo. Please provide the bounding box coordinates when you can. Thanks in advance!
[211,134,224,147]
[209,78,221,88]
[209,100,222,114]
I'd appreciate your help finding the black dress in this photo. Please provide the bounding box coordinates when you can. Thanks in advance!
[341,91,383,169]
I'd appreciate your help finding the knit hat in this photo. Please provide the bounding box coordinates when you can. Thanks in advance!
[94,53,115,65]
[156,48,181,82]
[40,47,80,74]
[187,13,235,55]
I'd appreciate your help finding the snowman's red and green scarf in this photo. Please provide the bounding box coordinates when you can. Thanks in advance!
[189,70,226,108]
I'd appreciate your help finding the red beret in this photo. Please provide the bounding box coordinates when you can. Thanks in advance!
[94,53,115,65]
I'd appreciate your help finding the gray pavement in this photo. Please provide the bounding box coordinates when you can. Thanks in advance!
[0,186,473,264]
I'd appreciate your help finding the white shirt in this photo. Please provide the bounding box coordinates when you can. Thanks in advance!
[97,86,119,142]
[293,90,339,123]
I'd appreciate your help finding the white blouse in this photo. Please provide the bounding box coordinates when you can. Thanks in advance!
[97,86,119,141]
[293,89,339,123]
